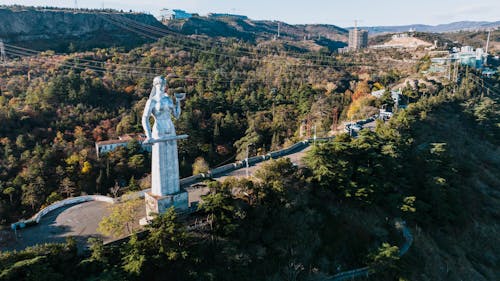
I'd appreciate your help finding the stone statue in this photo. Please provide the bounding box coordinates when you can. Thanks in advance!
[140,76,188,222]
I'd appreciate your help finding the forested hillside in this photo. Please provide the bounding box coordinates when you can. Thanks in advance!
[0,5,499,280]
[0,30,415,224]
[1,66,498,280]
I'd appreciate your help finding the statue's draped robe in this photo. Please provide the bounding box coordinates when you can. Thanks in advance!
[143,95,181,196]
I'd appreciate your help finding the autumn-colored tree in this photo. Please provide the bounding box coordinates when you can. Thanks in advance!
[98,199,143,238]
[352,80,371,101]
[192,156,209,175]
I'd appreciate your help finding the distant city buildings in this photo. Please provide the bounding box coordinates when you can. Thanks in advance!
[371,89,403,106]
[338,25,368,53]
[161,9,193,22]
[429,45,495,75]
[348,27,368,50]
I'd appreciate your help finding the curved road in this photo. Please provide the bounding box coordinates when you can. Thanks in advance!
[4,201,111,251]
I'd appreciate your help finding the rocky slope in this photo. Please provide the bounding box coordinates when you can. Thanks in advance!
[0,7,163,51]
[164,15,348,42]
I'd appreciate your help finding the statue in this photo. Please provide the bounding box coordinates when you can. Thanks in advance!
[140,76,188,223]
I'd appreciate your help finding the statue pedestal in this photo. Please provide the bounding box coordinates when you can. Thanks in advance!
[140,190,189,225]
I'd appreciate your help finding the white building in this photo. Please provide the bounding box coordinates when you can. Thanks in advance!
[95,134,151,158]
[371,89,402,106]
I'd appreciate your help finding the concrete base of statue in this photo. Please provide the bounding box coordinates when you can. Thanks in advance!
[139,190,189,225]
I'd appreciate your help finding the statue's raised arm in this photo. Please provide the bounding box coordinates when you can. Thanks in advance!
[142,98,154,143]
[173,92,186,119]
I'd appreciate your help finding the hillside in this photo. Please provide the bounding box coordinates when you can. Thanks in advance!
[369,32,460,49]
[0,6,163,52]
[164,15,348,41]
[0,6,348,53]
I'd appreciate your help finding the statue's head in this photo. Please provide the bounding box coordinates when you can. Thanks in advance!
[153,76,167,88]
[151,76,167,99]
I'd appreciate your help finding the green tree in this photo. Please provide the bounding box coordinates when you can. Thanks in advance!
[46,192,63,205]
[128,154,145,171]
[200,181,240,238]
[3,187,16,204]
[59,177,76,198]
[122,207,190,278]
[21,177,45,211]
[368,242,400,272]
[127,176,140,191]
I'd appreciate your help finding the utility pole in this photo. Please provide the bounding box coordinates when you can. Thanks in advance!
[0,40,6,65]
[448,60,452,81]
[331,107,339,133]
[465,65,469,94]
[484,29,491,65]
[245,143,253,178]
[481,78,484,98]
[313,125,317,145]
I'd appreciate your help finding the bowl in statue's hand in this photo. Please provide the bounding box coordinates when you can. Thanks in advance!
[175,93,186,100]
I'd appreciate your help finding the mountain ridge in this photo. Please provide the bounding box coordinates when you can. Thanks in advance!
[357,20,500,34]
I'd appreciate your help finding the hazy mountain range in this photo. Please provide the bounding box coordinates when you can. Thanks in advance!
[358,21,500,34]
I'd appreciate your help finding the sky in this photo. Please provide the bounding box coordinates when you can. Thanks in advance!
[1,0,499,27]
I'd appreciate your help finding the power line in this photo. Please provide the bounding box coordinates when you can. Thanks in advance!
[4,43,167,72]
[4,47,156,78]
[3,41,373,87]
[98,13,378,68]
[2,47,285,84]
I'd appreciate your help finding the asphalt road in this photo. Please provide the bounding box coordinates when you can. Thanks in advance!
[3,201,112,252]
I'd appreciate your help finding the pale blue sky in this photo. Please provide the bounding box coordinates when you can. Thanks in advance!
[1,0,499,26]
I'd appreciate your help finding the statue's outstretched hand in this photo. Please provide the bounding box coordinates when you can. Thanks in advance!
[174,93,186,101]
